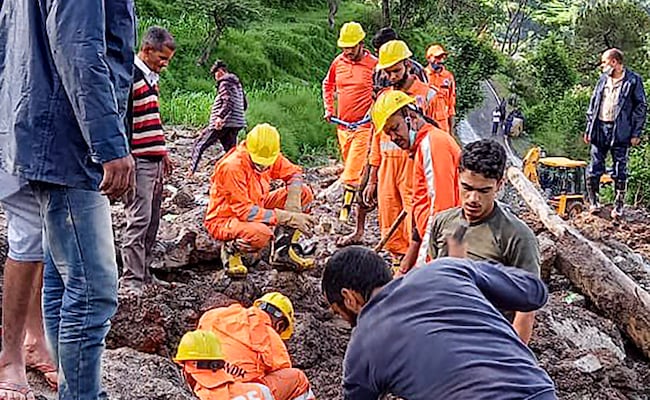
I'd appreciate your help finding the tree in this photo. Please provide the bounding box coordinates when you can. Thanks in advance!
[178,0,263,66]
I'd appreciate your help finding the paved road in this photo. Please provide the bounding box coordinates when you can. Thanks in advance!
[458,81,522,167]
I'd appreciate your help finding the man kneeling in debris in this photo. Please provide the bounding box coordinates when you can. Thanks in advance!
[322,245,557,400]
[175,330,275,399]
[205,123,316,277]
[197,292,316,400]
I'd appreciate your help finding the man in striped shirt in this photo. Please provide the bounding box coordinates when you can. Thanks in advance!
[121,27,176,293]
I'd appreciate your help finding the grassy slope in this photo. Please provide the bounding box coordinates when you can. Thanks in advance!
[136,1,380,163]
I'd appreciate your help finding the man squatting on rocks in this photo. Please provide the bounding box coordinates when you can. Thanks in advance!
[121,26,176,294]
[0,0,136,398]
[584,48,647,219]
[194,292,316,400]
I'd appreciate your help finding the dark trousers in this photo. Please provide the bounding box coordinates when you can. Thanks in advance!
[587,121,629,190]
[190,126,242,173]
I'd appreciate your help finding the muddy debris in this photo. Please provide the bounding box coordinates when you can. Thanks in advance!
[2,129,650,399]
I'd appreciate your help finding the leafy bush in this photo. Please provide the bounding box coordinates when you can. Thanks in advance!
[528,35,577,101]
[525,87,590,160]
[626,143,650,207]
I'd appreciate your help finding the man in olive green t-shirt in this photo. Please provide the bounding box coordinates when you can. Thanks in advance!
[430,139,541,344]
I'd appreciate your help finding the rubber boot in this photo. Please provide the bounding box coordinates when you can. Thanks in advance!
[611,181,626,219]
[339,184,357,222]
[585,176,600,214]
[390,254,403,276]
[221,242,247,278]
[271,226,315,272]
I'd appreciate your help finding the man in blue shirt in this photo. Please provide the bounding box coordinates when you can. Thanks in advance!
[0,1,136,399]
[322,244,557,400]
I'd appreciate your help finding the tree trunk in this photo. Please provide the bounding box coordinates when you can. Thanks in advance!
[328,0,339,30]
[506,166,650,359]
[382,0,391,27]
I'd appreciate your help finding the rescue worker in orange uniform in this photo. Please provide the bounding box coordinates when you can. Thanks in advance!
[425,44,457,133]
[362,40,440,269]
[322,21,377,246]
[204,124,316,278]
[371,91,461,275]
[174,330,276,400]
[197,293,316,400]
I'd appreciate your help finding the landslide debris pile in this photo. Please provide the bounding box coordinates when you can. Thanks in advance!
[0,129,649,399]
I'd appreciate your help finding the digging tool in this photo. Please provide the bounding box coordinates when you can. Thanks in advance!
[374,209,408,253]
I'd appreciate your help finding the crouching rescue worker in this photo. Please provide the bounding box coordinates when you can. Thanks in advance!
[197,292,316,400]
[322,21,377,243]
[204,124,316,277]
[429,140,541,344]
[174,330,275,400]
[322,246,557,400]
[371,91,461,275]
[363,40,442,270]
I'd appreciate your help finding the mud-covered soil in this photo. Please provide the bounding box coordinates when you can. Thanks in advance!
[1,129,650,399]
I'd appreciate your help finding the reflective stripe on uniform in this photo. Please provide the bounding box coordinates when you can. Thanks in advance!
[262,210,274,224]
[292,388,316,400]
[426,88,436,103]
[380,140,402,152]
[247,205,261,221]
[419,135,436,198]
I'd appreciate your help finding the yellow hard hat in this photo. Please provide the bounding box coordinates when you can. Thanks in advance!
[174,330,225,363]
[371,90,416,133]
[246,123,281,167]
[254,292,295,340]
[377,40,413,70]
[338,22,365,48]
[426,44,447,59]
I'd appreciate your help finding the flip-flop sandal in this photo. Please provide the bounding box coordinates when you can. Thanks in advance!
[26,363,58,390]
[0,382,34,400]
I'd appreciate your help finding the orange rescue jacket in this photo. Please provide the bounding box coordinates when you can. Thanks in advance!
[411,124,461,237]
[189,368,275,400]
[205,142,303,226]
[426,66,456,119]
[197,304,292,383]
[322,51,377,123]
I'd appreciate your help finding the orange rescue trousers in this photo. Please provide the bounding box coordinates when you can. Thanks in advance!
[377,153,413,256]
[337,126,372,186]
[205,185,314,250]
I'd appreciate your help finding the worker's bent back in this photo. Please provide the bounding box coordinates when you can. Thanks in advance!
[343,258,556,400]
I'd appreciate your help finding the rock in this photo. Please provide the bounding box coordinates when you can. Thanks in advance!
[172,187,196,209]
[102,347,195,399]
[574,354,603,373]
[538,231,557,282]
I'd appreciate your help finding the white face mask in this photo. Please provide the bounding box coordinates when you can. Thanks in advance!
[603,64,614,76]
[405,116,417,147]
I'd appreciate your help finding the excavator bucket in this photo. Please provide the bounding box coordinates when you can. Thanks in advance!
[271,227,316,271]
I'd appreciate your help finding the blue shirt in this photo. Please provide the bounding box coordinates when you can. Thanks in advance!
[343,258,557,400]
[0,0,135,189]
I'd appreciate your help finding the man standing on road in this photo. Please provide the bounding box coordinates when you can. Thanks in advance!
[425,44,457,133]
[322,246,556,400]
[121,27,176,294]
[322,21,377,243]
[0,1,136,399]
[584,48,647,219]
[429,140,541,344]
[190,60,248,175]
[371,90,461,275]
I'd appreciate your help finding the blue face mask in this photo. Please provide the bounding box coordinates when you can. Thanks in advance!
[430,62,443,72]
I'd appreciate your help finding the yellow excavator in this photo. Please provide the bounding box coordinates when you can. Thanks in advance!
[522,147,612,218]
